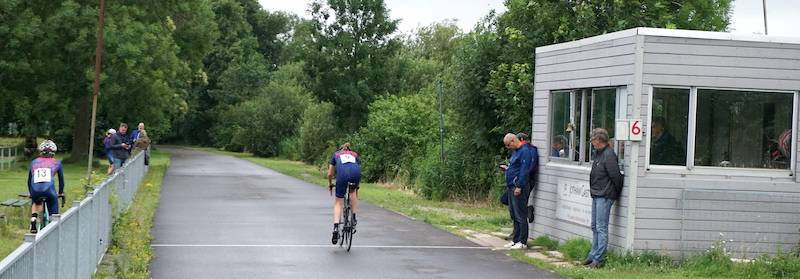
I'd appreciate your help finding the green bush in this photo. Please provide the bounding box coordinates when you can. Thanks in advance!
[354,94,439,182]
[298,102,338,164]
[559,238,591,261]
[213,82,308,156]
[414,137,505,200]
[278,136,301,161]
[531,235,559,251]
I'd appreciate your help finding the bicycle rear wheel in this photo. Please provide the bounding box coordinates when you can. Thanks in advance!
[340,205,350,248]
[345,212,354,252]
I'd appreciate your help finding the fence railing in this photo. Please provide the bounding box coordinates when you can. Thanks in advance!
[0,144,22,171]
[0,151,148,279]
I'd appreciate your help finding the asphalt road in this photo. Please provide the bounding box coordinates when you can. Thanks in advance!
[150,147,560,279]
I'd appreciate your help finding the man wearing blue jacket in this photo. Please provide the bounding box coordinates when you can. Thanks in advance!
[501,133,535,249]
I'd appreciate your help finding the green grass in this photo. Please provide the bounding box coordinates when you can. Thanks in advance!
[94,150,169,279]
[195,147,800,279]
[0,153,106,259]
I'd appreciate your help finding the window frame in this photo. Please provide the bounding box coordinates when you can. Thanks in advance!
[645,85,799,177]
[548,86,627,166]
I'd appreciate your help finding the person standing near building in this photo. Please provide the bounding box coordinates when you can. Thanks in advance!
[501,133,533,250]
[583,128,623,268]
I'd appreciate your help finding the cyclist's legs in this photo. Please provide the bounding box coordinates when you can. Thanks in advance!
[333,197,344,224]
[30,189,57,216]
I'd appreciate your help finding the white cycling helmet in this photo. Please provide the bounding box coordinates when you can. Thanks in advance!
[38,140,57,156]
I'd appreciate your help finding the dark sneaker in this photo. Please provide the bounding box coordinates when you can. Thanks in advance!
[332,229,339,245]
[587,261,603,268]
[581,259,593,266]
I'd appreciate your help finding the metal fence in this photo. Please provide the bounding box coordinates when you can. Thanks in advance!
[0,152,148,279]
[0,145,22,171]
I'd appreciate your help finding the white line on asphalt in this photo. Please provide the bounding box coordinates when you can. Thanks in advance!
[151,244,488,249]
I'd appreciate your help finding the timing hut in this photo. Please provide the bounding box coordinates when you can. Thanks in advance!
[531,27,800,258]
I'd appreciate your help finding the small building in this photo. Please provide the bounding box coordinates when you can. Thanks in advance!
[531,27,800,259]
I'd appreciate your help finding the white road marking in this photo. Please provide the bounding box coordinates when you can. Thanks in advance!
[152,244,488,249]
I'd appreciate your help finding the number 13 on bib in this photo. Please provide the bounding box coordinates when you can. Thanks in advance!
[33,168,53,183]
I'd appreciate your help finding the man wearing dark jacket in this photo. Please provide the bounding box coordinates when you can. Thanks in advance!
[501,133,533,250]
[584,128,623,268]
[110,123,132,172]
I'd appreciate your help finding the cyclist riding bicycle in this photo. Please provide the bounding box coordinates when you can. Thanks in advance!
[328,143,361,245]
[27,140,65,233]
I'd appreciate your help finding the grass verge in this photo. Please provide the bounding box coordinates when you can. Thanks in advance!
[93,150,169,279]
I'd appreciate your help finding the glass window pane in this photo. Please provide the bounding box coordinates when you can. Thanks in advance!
[550,92,571,159]
[589,88,616,161]
[650,88,689,166]
[695,89,793,169]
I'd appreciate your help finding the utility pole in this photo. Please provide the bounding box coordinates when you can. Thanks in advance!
[86,0,106,187]
[763,0,769,35]
[437,80,445,187]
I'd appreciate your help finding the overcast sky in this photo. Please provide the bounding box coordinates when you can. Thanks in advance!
[258,0,800,37]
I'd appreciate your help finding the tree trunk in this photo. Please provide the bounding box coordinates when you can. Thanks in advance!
[65,95,90,163]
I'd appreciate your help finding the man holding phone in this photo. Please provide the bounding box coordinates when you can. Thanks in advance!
[500,133,534,249]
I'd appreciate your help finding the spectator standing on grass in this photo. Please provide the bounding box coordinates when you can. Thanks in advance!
[131,122,151,165]
[110,123,131,172]
[500,133,533,250]
[104,128,116,175]
[583,128,623,268]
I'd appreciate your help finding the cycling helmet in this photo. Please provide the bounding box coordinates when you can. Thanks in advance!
[38,140,57,156]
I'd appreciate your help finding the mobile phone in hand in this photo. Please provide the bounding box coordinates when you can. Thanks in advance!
[497,164,508,171]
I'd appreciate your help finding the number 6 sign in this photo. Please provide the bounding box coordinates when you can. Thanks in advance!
[629,119,642,141]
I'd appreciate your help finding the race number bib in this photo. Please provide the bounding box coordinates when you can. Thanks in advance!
[33,168,52,183]
[339,154,357,164]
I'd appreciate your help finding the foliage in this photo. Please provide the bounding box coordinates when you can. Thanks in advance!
[301,0,401,131]
[354,94,438,181]
[298,102,338,164]
[559,238,592,261]
[213,82,308,156]
[530,235,559,251]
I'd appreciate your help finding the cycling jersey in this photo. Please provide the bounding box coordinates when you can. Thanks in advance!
[27,157,64,214]
[330,150,361,198]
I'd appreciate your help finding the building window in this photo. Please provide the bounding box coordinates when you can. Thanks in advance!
[550,91,579,160]
[695,89,794,169]
[650,88,689,166]
[550,88,624,163]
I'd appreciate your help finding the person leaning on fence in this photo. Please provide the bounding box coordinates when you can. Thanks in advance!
[583,128,624,268]
[104,128,116,175]
[131,122,151,165]
[110,123,131,172]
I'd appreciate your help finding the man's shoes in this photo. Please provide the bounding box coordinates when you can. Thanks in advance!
[509,243,528,250]
[503,241,516,248]
[586,261,603,268]
[331,229,339,245]
[581,259,593,266]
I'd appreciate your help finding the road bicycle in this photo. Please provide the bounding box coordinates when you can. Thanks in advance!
[19,193,64,233]
[333,182,358,252]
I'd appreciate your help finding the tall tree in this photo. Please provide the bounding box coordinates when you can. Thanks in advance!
[301,0,400,131]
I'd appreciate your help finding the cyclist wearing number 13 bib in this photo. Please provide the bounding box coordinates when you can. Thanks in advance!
[27,140,65,217]
[327,143,361,244]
